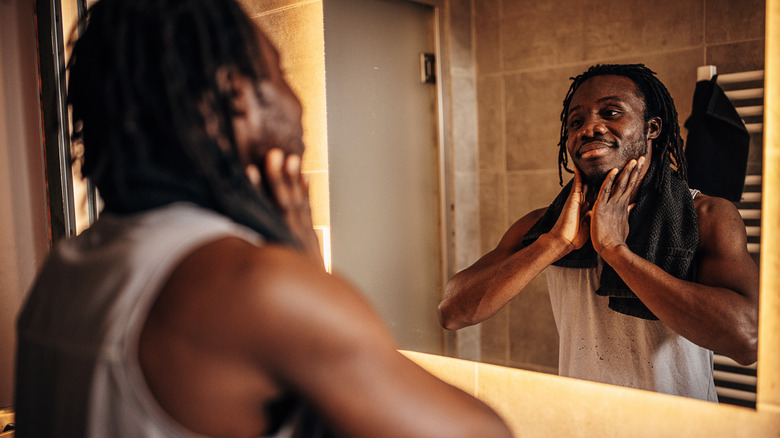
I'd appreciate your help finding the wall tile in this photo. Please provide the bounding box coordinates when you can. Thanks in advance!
[506,169,562,223]
[706,0,766,44]
[480,302,510,366]
[477,76,504,171]
[479,170,507,253]
[501,6,584,70]
[706,39,766,74]
[454,170,482,270]
[238,0,308,16]
[475,12,501,74]
[475,0,500,22]
[581,0,704,60]
[504,69,573,172]
[509,274,559,372]
[452,75,479,173]
[450,0,475,70]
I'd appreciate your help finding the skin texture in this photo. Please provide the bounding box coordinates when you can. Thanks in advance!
[439,75,759,367]
[138,27,512,438]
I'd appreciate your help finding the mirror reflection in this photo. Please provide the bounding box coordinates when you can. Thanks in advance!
[449,0,766,407]
[320,0,766,407]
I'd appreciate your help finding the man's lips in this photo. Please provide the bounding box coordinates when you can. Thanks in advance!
[576,140,616,159]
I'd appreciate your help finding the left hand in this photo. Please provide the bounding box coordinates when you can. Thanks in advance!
[589,157,645,255]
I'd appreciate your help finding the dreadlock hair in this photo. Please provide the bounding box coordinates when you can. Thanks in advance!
[556,64,687,187]
[68,0,297,245]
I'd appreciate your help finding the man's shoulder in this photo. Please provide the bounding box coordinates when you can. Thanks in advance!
[692,193,739,218]
[691,193,745,243]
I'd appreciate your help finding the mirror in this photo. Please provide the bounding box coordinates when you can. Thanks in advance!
[458,0,766,406]
[31,0,771,415]
[317,0,767,407]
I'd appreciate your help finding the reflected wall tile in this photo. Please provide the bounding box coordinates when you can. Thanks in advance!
[707,39,766,74]
[238,0,307,16]
[509,274,559,372]
[450,0,475,70]
[582,0,703,60]
[457,324,482,362]
[478,76,504,171]
[504,69,572,172]
[481,303,510,366]
[475,0,500,22]
[455,170,482,270]
[306,170,330,226]
[475,10,501,74]
[501,6,584,70]
[452,75,479,173]
[479,171,507,253]
[706,0,766,44]
[506,169,562,223]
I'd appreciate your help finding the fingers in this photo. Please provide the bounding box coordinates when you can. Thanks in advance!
[263,148,310,210]
[597,156,645,203]
[597,167,620,201]
[627,156,645,201]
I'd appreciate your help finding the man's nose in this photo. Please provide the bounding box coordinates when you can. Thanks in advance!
[580,118,608,138]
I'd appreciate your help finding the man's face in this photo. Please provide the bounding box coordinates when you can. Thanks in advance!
[564,75,659,187]
[232,29,305,168]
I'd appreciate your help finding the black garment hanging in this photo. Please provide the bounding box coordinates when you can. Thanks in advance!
[684,78,750,202]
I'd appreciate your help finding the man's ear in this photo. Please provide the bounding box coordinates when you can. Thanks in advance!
[647,116,662,140]
[215,66,252,116]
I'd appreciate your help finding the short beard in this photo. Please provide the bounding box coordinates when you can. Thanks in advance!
[577,128,650,190]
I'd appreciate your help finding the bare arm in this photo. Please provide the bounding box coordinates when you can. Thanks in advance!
[438,170,590,330]
[246,247,513,438]
[590,164,759,365]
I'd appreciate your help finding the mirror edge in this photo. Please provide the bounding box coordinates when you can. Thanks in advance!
[757,0,780,411]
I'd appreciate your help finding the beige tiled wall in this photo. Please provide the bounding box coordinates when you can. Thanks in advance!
[472,0,766,373]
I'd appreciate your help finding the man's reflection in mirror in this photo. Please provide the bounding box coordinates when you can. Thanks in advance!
[439,64,758,401]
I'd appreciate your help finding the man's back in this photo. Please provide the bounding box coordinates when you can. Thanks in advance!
[16,203,295,437]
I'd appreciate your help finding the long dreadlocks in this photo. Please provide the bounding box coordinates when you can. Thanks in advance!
[68,0,297,245]
[556,64,687,187]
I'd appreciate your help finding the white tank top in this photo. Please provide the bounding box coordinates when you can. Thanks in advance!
[544,189,716,401]
[16,203,319,437]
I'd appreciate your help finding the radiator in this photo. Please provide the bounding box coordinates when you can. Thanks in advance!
[697,65,764,408]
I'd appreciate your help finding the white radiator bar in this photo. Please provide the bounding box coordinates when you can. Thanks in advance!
[739,209,761,220]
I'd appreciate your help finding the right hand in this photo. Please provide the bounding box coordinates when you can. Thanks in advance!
[246,148,324,268]
[548,168,590,252]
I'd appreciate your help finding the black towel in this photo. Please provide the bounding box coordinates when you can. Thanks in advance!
[521,160,699,320]
[684,78,750,202]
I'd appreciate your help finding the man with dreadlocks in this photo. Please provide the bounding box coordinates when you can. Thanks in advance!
[14,0,513,437]
[439,64,758,401]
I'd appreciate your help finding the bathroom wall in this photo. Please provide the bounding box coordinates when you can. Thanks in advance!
[471,0,767,373]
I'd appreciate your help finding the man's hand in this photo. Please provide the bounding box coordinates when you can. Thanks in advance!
[246,148,324,268]
[589,157,644,255]
[549,168,590,252]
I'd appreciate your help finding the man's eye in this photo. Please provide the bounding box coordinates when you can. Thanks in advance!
[603,109,620,118]
[568,119,581,128]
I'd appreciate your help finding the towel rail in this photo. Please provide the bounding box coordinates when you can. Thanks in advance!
[698,65,764,408]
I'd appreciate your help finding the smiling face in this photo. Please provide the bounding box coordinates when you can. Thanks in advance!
[564,75,660,187]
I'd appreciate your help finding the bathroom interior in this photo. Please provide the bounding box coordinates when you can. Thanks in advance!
[0,0,779,436]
